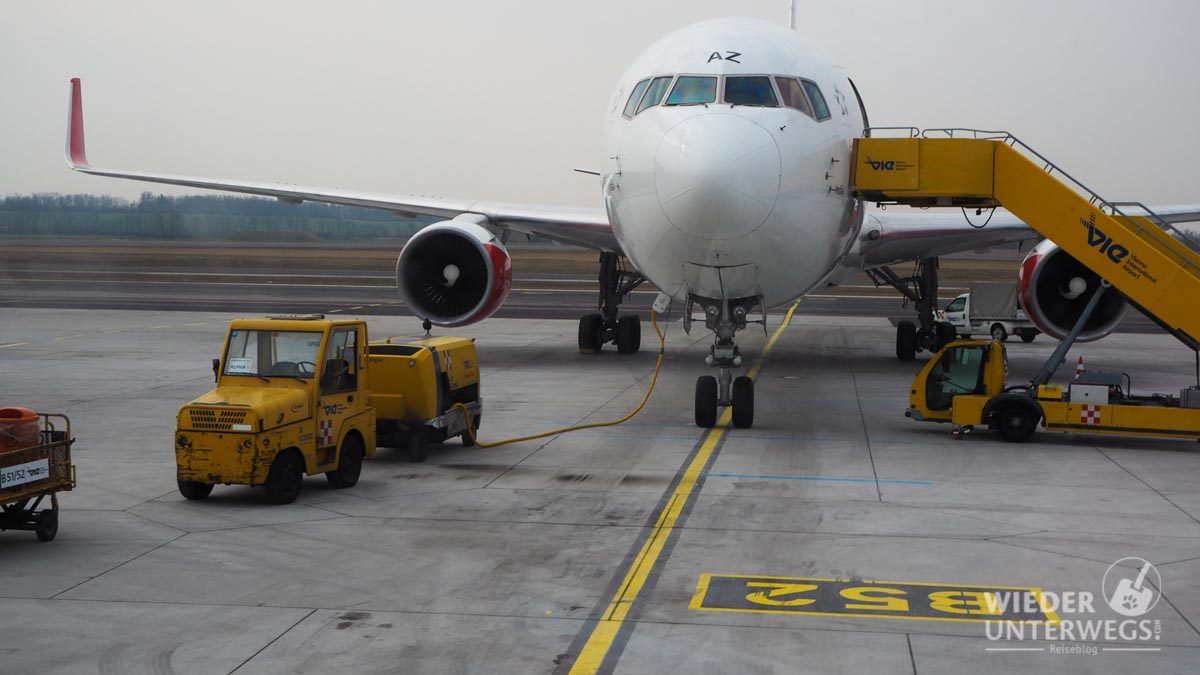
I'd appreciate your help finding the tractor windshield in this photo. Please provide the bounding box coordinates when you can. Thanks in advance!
[224,330,323,379]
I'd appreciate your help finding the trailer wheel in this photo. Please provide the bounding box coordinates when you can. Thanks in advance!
[265,450,304,504]
[996,405,1037,443]
[1020,332,1036,343]
[461,415,481,447]
[35,509,58,542]
[178,480,214,500]
[408,427,430,463]
[326,435,364,489]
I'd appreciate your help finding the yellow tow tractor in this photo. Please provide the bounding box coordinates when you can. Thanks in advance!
[907,283,1200,442]
[175,316,481,503]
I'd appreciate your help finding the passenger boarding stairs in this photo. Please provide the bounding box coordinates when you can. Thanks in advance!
[851,128,1200,348]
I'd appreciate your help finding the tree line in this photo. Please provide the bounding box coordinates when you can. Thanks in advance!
[0,192,438,240]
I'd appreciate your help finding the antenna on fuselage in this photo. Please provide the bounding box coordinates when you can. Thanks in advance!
[788,0,797,29]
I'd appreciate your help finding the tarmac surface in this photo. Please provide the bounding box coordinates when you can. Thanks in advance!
[0,239,1165,332]
[1,307,1198,674]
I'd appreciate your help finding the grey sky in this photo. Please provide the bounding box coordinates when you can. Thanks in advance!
[3,0,1199,208]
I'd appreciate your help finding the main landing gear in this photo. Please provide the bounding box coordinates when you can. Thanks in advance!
[689,296,761,429]
[866,256,956,362]
[578,252,646,354]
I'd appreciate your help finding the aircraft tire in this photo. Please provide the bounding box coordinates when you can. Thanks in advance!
[695,376,718,428]
[731,376,754,429]
[896,321,917,362]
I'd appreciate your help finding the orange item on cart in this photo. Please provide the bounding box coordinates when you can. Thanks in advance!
[0,408,39,452]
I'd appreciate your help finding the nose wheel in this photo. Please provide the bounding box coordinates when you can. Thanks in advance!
[694,373,755,428]
[689,295,763,429]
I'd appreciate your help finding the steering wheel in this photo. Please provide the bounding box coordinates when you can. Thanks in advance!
[296,361,317,375]
[932,373,974,393]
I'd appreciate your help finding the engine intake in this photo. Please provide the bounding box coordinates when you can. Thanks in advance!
[396,218,512,327]
[1018,240,1127,342]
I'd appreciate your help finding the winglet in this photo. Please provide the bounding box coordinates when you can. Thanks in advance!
[66,77,89,169]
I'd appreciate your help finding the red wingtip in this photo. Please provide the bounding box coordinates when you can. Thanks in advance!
[67,77,89,168]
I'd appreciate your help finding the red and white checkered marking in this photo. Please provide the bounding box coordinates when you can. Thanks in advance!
[1080,404,1102,426]
[319,419,334,446]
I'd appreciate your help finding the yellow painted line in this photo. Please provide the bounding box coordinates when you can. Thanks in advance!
[348,305,364,310]
[150,325,172,329]
[53,334,84,341]
[569,302,799,674]
[0,342,28,349]
[105,329,126,334]
[185,322,208,326]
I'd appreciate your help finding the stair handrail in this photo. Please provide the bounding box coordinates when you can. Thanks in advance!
[918,128,1200,273]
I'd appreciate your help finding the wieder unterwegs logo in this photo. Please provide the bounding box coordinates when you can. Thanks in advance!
[985,558,1163,655]
[1102,557,1160,618]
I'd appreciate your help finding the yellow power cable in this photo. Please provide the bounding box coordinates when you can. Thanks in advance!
[453,309,666,448]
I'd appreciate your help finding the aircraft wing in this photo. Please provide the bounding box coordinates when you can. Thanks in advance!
[65,79,618,251]
[856,205,1200,269]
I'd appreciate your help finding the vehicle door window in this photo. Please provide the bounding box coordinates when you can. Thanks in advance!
[925,345,987,411]
[320,328,358,395]
[946,297,966,313]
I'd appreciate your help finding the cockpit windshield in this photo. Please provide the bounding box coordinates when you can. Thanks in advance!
[723,76,779,107]
[622,79,651,118]
[637,76,674,114]
[623,74,830,120]
[224,330,323,379]
[665,76,717,105]
[801,79,831,120]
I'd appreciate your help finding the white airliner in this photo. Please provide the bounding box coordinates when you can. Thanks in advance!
[66,18,1200,429]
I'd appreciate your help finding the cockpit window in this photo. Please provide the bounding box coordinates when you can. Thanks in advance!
[622,79,651,118]
[723,76,779,107]
[665,76,717,105]
[775,77,814,117]
[801,79,831,120]
[636,76,674,114]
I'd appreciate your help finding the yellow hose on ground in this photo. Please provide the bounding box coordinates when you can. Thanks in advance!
[453,309,666,448]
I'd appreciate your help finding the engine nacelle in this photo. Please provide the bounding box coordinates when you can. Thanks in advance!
[395,218,512,327]
[1018,239,1128,342]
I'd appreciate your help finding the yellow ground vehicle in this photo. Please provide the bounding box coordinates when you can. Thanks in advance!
[176,316,481,503]
[909,337,1200,442]
[368,336,482,462]
[176,316,377,503]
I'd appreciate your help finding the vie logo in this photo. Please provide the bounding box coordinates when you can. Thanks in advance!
[1081,212,1129,264]
[864,157,908,171]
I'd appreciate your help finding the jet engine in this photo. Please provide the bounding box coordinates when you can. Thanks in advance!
[1017,239,1128,341]
[395,218,512,327]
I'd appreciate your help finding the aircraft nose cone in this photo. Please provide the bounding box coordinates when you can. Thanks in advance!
[654,114,781,240]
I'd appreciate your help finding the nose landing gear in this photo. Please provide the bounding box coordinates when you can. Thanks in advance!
[578,252,646,354]
[689,296,761,429]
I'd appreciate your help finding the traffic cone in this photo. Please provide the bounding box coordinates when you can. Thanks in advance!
[1074,356,1085,379]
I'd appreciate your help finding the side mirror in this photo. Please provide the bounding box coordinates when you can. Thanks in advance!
[212,358,220,382]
